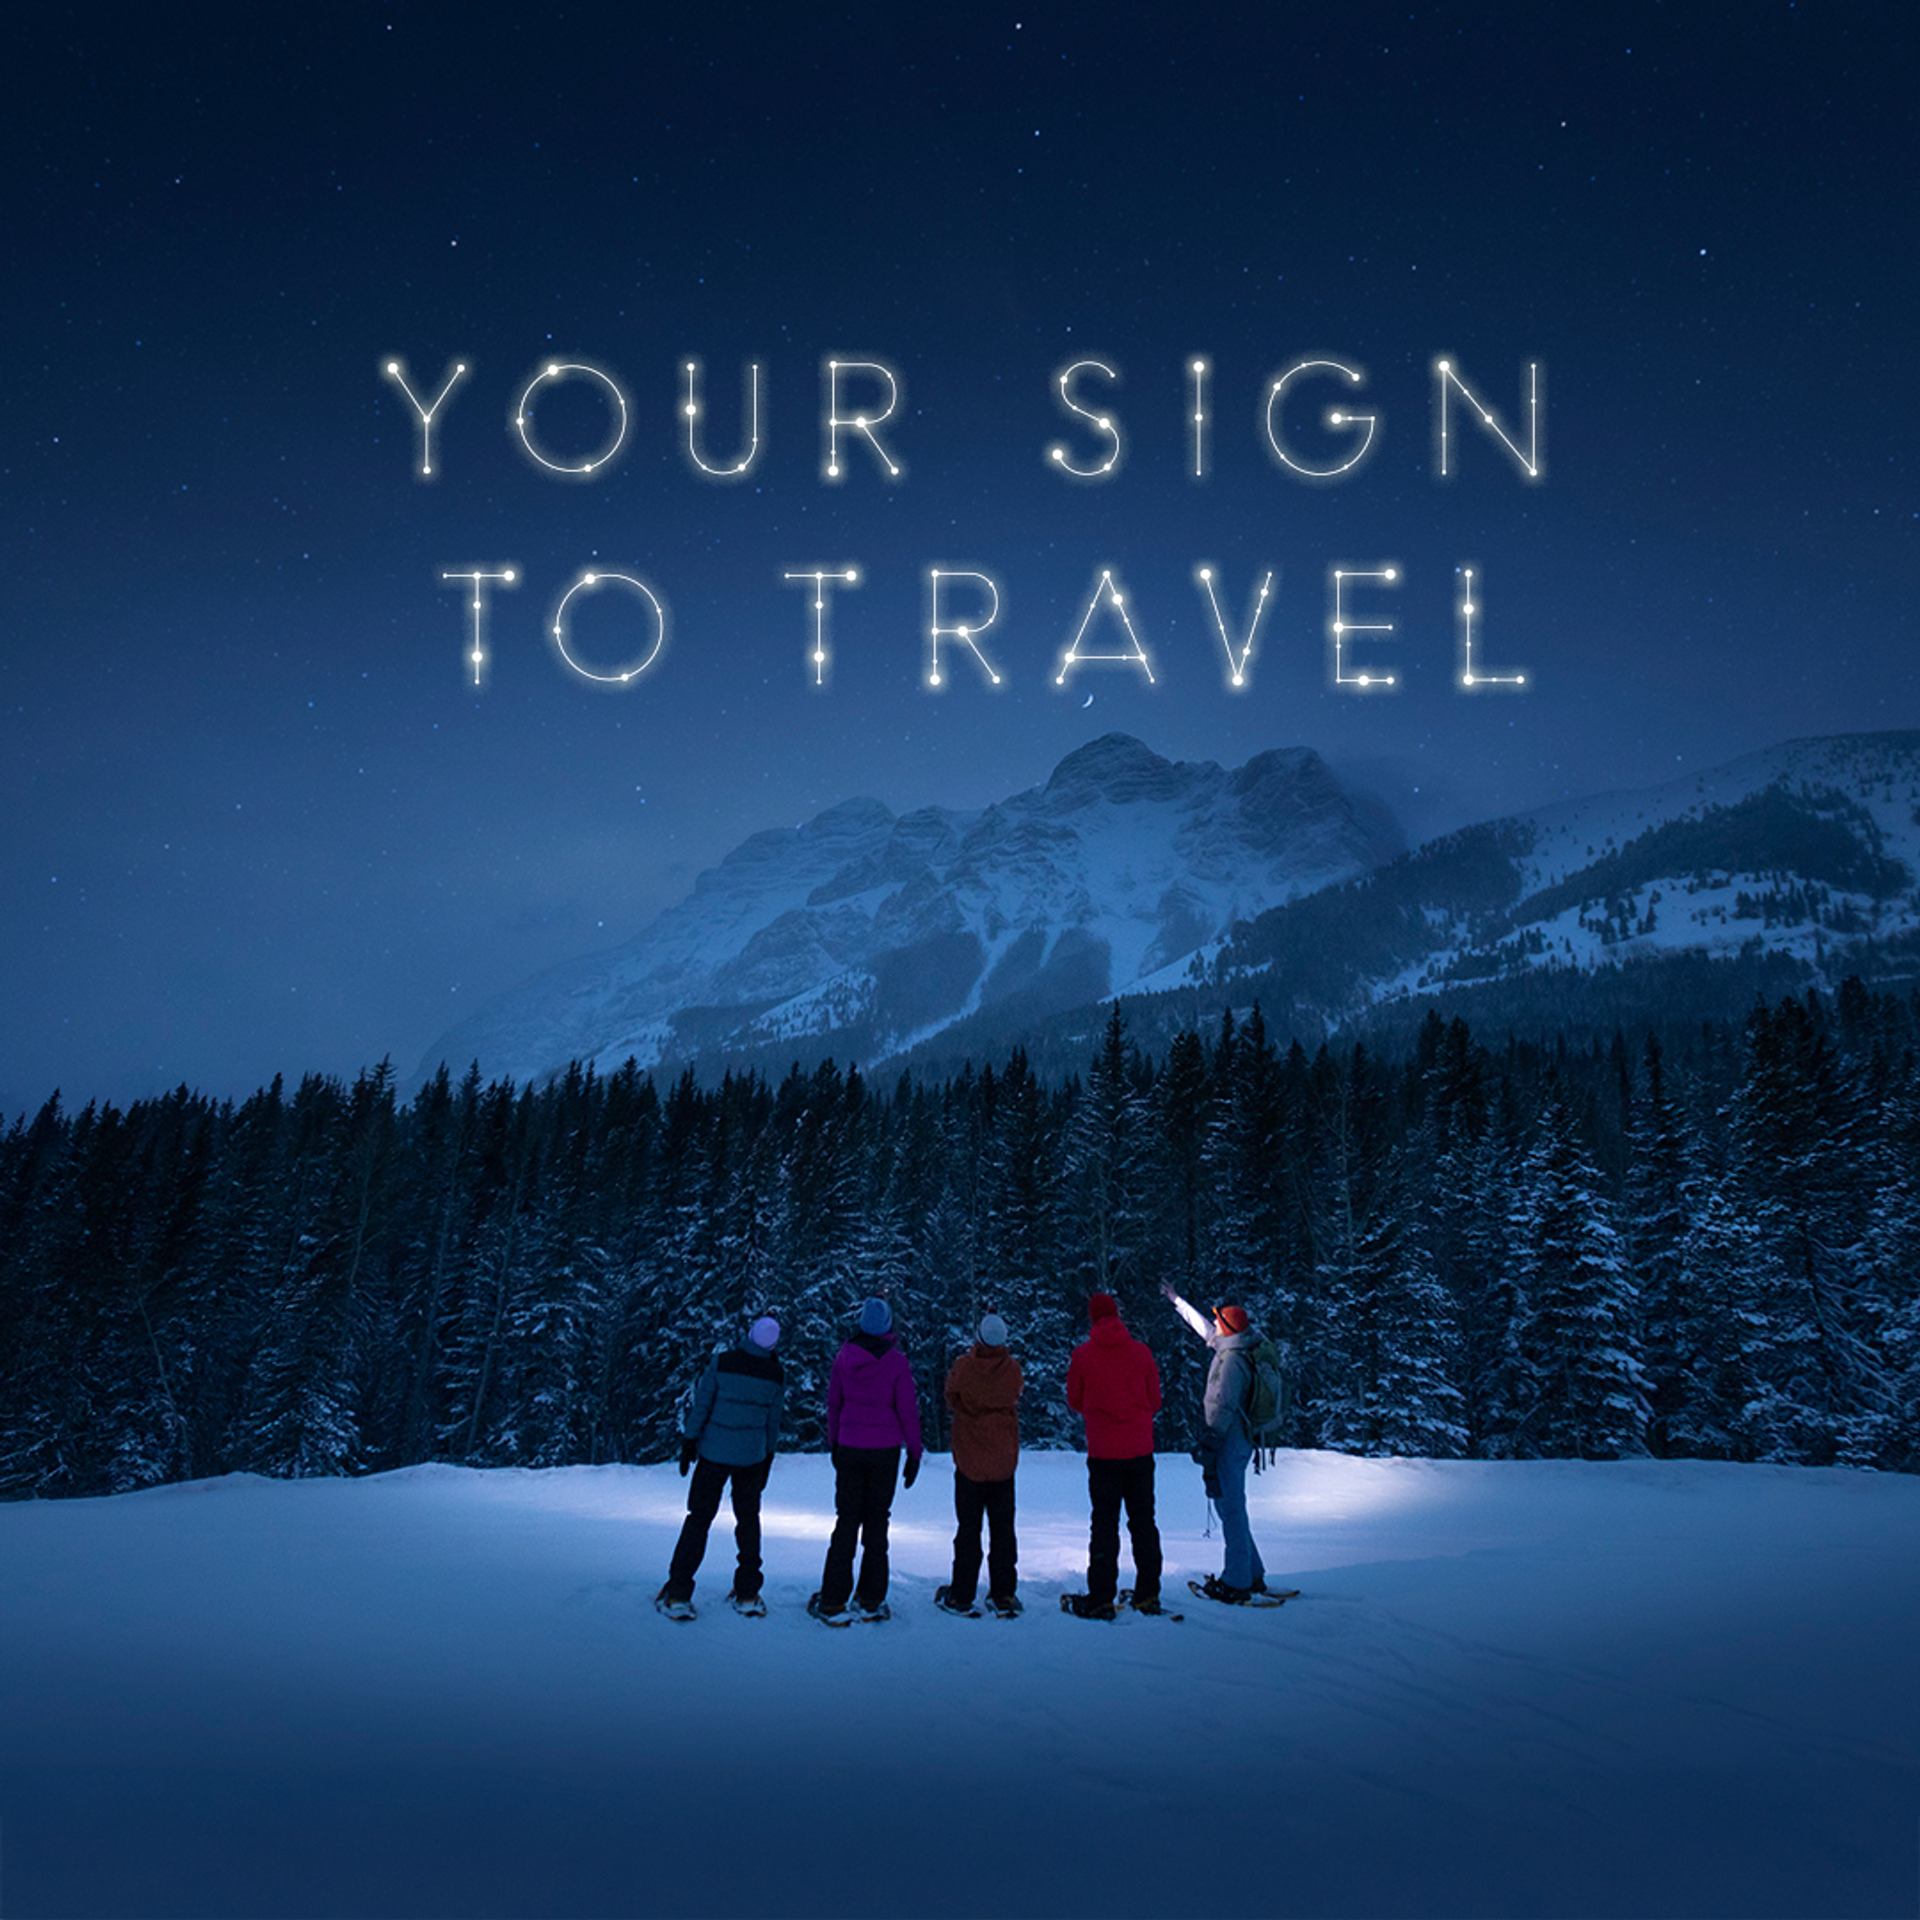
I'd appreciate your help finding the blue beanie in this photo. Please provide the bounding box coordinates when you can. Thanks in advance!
[858,1296,893,1336]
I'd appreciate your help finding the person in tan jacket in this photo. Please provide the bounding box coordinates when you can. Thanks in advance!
[935,1313,1023,1618]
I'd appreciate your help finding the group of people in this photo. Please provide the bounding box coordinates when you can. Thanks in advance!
[655,1283,1280,1625]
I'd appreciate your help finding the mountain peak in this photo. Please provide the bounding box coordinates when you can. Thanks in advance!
[416,733,1396,1088]
[1044,733,1177,797]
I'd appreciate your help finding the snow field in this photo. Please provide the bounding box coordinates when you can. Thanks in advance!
[1,1450,1916,1918]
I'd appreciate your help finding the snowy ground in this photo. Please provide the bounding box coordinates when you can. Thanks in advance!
[1,1452,1916,1919]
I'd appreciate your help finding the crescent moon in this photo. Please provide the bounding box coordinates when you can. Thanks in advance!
[1081,694,1095,709]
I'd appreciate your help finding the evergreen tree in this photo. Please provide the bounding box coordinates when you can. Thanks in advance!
[1507,1096,1651,1459]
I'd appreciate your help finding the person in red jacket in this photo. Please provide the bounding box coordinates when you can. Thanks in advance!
[1061,1292,1164,1619]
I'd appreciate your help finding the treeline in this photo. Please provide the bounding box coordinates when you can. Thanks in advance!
[2,980,1917,1499]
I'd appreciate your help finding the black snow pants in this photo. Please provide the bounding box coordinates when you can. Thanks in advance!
[1086,1454,1161,1606]
[666,1456,771,1602]
[819,1445,901,1612]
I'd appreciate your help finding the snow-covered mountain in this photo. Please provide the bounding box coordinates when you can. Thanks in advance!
[419,734,1398,1087]
[1203,729,1920,1024]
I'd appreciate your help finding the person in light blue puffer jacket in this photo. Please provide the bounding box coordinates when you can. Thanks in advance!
[657,1315,785,1617]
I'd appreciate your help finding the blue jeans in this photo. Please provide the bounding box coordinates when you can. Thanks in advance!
[1212,1432,1266,1590]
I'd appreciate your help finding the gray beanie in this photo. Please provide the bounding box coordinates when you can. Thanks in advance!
[978,1312,1009,1348]
[748,1314,781,1351]
[858,1296,893,1336]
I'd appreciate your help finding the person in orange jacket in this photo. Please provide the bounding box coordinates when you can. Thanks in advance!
[935,1312,1023,1619]
[1061,1292,1164,1619]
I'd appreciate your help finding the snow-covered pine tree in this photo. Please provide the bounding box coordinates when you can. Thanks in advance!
[1507,1094,1651,1459]
[1666,1178,1763,1458]
[1624,1034,1699,1455]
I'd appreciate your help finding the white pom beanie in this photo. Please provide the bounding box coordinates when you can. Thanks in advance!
[748,1315,781,1351]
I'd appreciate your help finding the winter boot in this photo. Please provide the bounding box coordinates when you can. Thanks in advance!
[934,1585,981,1618]
[806,1590,853,1628]
[1059,1591,1118,1621]
[653,1585,696,1622]
[986,1593,1023,1619]
[852,1600,892,1624]
[1119,1587,1171,1616]
[728,1590,768,1618]
[1189,1574,1254,1606]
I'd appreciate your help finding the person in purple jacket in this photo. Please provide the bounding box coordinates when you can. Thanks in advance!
[808,1296,924,1625]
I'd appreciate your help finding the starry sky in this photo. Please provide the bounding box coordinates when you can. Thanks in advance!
[3,3,1914,1112]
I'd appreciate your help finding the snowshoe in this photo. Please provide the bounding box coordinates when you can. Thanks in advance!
[933,1585,981,1619]
[653,1588,697,1622]
[1059,1591,1118,1621]
[806,1591,853,1628]
[1189,1575,1294,1608]
[985,1594,1024,1620]
[852,1601,892,1624]
[728,1592,768,1618]
[1118,1588,1183,1620]
[1245,1583,1302,1608]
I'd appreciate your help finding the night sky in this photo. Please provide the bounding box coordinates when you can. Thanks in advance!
[4,4,1915,1113]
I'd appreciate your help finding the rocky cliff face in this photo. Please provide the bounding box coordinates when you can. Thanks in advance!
[417,733,1400,1086]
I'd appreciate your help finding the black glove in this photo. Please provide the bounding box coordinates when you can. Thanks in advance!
[1196,1431,1223,1499]
[679,1438,698,1476]
[902,1453,920,1490]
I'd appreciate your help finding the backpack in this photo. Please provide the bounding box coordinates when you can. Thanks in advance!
[1242,1338,1291,1449]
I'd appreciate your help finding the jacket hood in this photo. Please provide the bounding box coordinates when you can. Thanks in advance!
[849,1330,898,1361]
[1214,1328,1260,1352]
[1089,1314,1133,1348]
